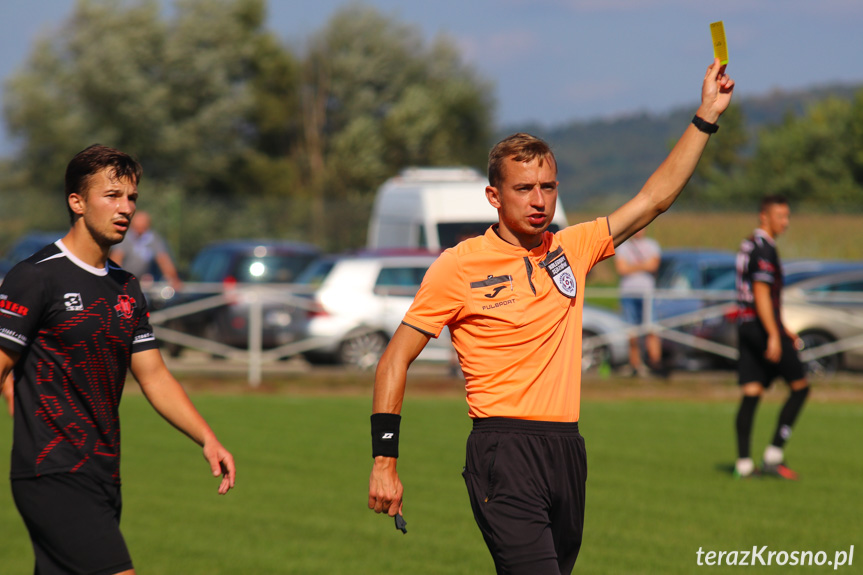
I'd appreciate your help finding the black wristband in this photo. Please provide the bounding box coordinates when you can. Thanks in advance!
[371,413,401,458]
[692,115,719,134]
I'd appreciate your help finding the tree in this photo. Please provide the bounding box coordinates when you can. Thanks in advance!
[2,0,301,198]
[1,1,494,256]
[740,93,863,210]
[683,104,749,207]
[300,5,494,248]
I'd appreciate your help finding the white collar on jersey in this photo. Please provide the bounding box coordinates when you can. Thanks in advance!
[48,240,110,277]
[753,228,776,247]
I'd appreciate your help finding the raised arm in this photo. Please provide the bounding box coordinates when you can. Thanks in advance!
[368,323,431,519]
[609,59,735,246]
[130,348,236,494]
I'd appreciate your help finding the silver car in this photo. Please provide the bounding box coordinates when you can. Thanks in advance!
[783,269,863,375]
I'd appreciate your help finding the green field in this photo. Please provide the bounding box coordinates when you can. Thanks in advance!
[1,389,860,574]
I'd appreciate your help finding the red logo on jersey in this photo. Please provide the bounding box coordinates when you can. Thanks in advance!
[0,297,29,317]
[758,260,775,273]
[115,295,137,319]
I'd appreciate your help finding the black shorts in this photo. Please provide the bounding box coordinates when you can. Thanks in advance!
[738,322,806,387]
[462,417,587,575]
[11,473,133,575]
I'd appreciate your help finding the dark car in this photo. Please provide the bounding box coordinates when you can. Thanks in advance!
[154,240,320,355]
[1,231,67,281]
[652,250,738,369]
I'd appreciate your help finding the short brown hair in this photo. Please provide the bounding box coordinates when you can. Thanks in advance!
[759,194,789,214]
[487,133,557,188]
[65,144,143,222]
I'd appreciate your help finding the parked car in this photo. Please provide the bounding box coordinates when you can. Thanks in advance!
[296,251,630,371]
[1,231,67,282]
[654,250,863,371]
[782,269,863,375]
[652,250,737,370]
[581,304,630,374]
[156,240,320,355]
[296,251,448,368]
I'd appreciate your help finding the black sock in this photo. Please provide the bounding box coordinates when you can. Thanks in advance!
[771,386,810,448]
[736,395,761,459]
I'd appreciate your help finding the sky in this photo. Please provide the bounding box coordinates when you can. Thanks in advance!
[1,0,862,153]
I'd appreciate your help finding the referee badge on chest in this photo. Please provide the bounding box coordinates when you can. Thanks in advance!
[540,247,577,299]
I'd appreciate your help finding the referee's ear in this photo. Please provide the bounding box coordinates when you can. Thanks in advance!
[486,185,501,209]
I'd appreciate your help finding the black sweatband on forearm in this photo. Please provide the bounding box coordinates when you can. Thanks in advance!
[371,413,401,458]
[692,114,719,134]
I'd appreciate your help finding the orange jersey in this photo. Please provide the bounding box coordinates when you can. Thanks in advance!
[403,218,614,422]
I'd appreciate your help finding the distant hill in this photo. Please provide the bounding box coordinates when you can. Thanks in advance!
[500,83,862,210]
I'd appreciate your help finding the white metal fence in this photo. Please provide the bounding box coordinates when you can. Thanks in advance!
[144,282,863,385]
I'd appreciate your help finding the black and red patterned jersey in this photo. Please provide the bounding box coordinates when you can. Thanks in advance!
[735,228,783,327]
[0,240,158,484]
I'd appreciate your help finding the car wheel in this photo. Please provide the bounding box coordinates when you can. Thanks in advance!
[799,330,840,376]
[203,321,227,360]
[582,329,611,373]
[337,331,389,370]
[302,351,338,365]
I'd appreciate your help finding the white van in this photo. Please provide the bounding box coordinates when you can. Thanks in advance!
[367,167,569,250]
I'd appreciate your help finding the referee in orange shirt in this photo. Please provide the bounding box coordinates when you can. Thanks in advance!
[368,60,735,574]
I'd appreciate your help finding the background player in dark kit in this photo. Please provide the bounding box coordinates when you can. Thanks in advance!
[733,195,809,480]
[0,144,236,575]
[368,59,734,574]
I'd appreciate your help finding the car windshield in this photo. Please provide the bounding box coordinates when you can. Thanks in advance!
[189,250,317,283]
[295,259,337,287]
[234,254,316,283]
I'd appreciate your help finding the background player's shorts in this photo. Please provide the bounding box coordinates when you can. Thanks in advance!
[11,473,133,575]
[620,296,645,325]
[462,418,586,575]
[737,321,806,387]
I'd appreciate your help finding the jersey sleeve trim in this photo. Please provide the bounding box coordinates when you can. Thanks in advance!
[401,321,435,337]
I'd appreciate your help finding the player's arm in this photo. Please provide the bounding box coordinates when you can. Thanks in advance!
[155,252,183,290]
[0,349,19,417]
[368,323,431,518]
[752,281,782,363]
[130,348,236,494]
[614,254,660,276]
[608,59,735,246]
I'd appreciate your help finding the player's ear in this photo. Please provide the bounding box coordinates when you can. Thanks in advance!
[68,193,86,216]
[486,185,502,209]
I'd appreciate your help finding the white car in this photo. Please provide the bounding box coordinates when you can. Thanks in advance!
[296,251,629,372]
[296,252,451,368]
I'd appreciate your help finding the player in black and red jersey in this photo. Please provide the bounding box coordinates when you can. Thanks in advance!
[0,144,236,575]
[734,194,809,480]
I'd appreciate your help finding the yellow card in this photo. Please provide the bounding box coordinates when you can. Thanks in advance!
[710,21,728,65]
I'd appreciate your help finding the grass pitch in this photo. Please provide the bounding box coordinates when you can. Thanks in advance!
[1,389,860,574]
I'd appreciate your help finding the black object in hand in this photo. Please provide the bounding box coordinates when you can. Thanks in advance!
[394,513,407,534]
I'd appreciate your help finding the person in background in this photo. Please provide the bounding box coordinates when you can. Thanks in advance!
[614,227,664,376]
[733,194,809,480]
[112,210,182,291]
